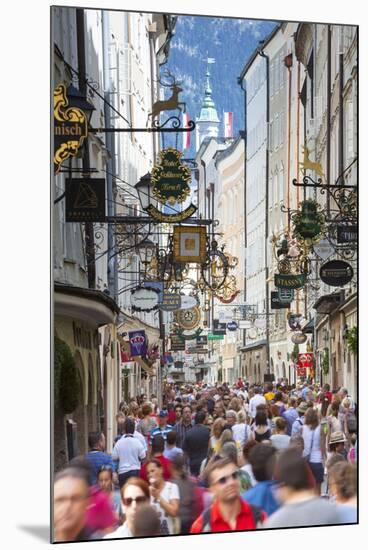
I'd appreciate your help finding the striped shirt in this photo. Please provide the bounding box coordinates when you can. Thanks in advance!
[150,425,173,442]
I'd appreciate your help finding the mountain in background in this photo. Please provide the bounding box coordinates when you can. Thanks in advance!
[160,14,278,158]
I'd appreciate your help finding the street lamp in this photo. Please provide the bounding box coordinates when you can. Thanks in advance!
[67,84,95,124]
[135,172,153,211]
[136,238,157,277]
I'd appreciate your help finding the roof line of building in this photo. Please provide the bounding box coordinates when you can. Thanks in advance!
[239,23,282,81]
[215,135,243,167]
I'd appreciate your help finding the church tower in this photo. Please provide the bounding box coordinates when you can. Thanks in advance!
[195,60,220,150]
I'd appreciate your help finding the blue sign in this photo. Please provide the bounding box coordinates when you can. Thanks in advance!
[128,330,148,357]
[227,321,238,331]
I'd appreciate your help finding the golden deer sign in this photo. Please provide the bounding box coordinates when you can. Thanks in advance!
[299,146,325,180]
[147,69,186,123]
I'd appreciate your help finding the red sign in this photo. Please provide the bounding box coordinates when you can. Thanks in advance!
[297,367,307,377]
[298,352,313,369]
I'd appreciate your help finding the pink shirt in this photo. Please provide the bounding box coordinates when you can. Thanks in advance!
[85,486,117,531]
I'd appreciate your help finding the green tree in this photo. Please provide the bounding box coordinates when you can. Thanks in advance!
[54,336,80,413]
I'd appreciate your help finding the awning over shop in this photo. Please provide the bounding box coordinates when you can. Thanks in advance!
[54,282,120,325]
[313,291,344,315]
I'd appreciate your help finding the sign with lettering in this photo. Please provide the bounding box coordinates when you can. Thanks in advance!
[145,203,197,223]
[319,260,354,287]
[337,225,357,244]
[131,286,160,312]
[275,273,306,289]
[208,333,224,340]
[151,148,192,205]
[170,334,186,351]
[159,292,181,311]
[142,281,164,304]
[179,295,198,310]
[54,84,88,173]
[65,178,106,222]
[271,291,290,309]
[227,321,238,331]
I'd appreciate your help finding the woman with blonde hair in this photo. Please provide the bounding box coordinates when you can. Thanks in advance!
[209,417,226,454]
[232,409,252,453]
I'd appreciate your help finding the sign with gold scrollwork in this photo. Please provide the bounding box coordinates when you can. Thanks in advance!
[54,84,88,173]
[151,148,192,205]
[175,306,201,330]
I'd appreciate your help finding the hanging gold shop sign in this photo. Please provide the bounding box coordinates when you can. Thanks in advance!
[173,226,207,264]
[54,84,88,173]
[151,148,191,205]
[175,306,201,330]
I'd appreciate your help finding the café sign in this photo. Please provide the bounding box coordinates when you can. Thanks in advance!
[54,84,88,173]
[319,260,354,287]
[275,273,306,289]
[131,286,160,312]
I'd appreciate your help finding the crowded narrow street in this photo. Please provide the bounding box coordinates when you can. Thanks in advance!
[52,7,358,542]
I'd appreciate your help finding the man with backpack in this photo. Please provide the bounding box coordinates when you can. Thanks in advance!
[291,402,308,437]
[190,457,266,533]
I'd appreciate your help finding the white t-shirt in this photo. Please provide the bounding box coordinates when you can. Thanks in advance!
[270,433,291,450]
[232,423,251,448]
[104,522,132,539]
[151,481,180,535]
[302,425,323,463]
[112,434,146,474]
[249,394,267,418]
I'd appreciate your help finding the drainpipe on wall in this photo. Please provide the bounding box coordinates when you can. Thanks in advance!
[258,48,271,375]
[102,11,117,302]
[338,39,344,185]
[327,25,332,210]
[237,75,247,351]
[76,8,96,289]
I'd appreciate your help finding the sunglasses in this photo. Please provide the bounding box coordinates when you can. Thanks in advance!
[213,471,239,485]
[123,496,148,507]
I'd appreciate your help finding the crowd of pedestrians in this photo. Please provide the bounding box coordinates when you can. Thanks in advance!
[53,379,358,541]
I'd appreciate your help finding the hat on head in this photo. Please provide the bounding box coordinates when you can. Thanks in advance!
[329,431,347,446]
[158,410,168,417]
[297,402,308,414]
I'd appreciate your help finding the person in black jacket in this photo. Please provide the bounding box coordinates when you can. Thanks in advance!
[183,411,210,476]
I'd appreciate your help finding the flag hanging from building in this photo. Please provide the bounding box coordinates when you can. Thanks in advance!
[183,112,191,150]
[224,112,233,138]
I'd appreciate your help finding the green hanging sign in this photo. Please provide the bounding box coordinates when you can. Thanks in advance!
[274,274,306,289]
[151,148,192,205]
